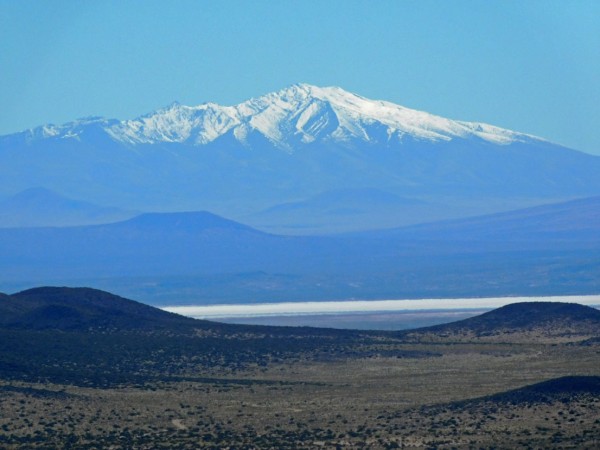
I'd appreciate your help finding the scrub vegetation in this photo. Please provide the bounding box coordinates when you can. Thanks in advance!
[0,287,599,448]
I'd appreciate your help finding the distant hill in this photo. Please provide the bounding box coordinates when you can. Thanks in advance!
[0,187,135,227]
[361,195,600,241]
[0,211,293,281]
[403,302,600,340]
[111,210,257,233]
[246,188,443,234]
[0,196,599,301]
[0,286,199,331]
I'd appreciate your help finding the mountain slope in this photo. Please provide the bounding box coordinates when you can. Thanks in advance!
[362,195,600,241]
[246,188,434,234]
[0,187,135,227]
[1,84,599,230]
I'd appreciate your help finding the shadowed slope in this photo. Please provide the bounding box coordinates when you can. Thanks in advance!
[478,376,600,406]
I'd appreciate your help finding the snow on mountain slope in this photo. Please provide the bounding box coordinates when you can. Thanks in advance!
[32,84,540,149]
[107,102,241,145]
[24,117,119,143]
[243,84,532,146]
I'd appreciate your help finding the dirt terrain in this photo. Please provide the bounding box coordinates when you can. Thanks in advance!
[1,336,599,448]
[0,288,599,448]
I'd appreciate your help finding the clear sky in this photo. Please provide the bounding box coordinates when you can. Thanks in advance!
[1,0,599,154]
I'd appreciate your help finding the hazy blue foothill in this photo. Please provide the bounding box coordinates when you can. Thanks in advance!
[0,196,598,305]
[0,187,135,228]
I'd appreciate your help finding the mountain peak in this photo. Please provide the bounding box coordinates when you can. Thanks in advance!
[268,83,354,101]
[48,84,538,148]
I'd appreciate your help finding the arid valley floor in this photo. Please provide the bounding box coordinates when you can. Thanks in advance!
[0,289,599,449]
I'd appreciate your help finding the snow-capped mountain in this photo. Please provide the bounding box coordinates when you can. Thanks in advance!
[2,84,600,232]
[36,84,537,149]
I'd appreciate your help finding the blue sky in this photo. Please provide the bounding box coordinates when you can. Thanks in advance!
[1,0,599,154]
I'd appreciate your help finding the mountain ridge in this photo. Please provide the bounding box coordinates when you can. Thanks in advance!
[13,84,544,149]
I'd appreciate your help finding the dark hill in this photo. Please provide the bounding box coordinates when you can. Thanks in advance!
[0,287,378,387]
[1,287,199,331]
[447,302,600,329]
[0,286,365,338]
[402,302,600,339]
